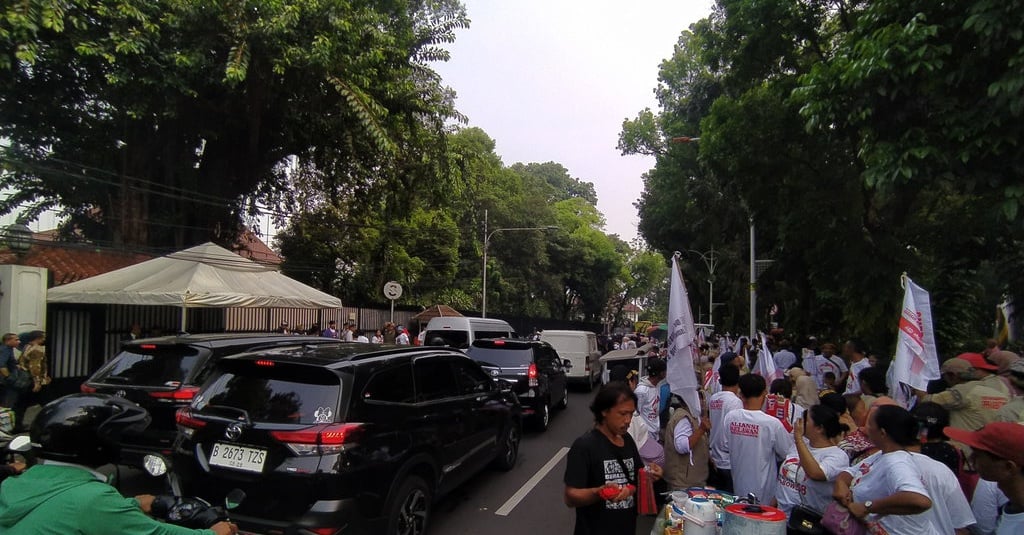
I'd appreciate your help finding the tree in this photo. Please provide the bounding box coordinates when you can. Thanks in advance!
[621,0,1016,352]
[0,0,468,248]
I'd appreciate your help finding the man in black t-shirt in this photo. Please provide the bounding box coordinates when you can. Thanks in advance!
[564,382,662,535]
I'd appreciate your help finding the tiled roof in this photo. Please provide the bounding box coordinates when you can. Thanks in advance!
[0,229,282,286]
[0,244,153,286]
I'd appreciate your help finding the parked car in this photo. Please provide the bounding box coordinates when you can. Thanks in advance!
[80,333,341,467]
[422,316,515,350]
[466,338,570,431]
[539,330,602,390]
[173,344,522,535]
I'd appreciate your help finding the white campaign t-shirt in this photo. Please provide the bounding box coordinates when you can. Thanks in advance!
[846,451,933,535]
[997,510,1024,535]
[777,444,849,515]
[708,390,744,469]
[972,479,1010,535]
[724,408,790,503]
[845,359,871,395]
[910,452,975,533]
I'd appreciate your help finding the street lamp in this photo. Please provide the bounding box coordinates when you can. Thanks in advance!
[481,210,557,318]
[671,134,757,339]
[684,249,719,325]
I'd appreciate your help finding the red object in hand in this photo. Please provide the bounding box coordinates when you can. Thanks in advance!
[599,486,620,500]
[626,484,636,492]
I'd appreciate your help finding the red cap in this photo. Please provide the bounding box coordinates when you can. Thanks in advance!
[944,423,1024,466]
[957,352,999,372]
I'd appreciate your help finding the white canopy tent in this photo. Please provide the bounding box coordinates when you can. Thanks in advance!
[47,242,341,330]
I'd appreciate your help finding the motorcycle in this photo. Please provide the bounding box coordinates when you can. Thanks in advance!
[142,453,245,530]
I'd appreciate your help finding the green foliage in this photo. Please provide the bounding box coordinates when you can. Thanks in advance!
[623,0,1020,353]
[0,0,468,248]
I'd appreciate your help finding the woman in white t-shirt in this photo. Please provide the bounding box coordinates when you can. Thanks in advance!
[777,405,850,515]
[832,405,933,535]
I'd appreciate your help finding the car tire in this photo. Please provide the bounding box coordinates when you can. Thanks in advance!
[556,387,568,409]
[534,401,550,432]
[385,475,432,535]
[492,422,521,471]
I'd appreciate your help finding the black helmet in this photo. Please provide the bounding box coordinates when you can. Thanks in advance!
[31,394,151,467]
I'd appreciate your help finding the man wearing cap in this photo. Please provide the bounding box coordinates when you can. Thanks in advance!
[945,422,1024,534]
[997,360,1024,423]
[918,354,1011,432]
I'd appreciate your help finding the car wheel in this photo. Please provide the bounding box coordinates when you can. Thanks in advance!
[492,422,520,471]
[556,387,568,409]
[386,475,432,535]
[534,401,550,431]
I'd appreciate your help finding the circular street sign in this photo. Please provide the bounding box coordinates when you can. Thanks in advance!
[383,281,403,300]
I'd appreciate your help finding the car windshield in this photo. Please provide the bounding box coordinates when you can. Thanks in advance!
[197,371,342,425]
[424,330,469,349]
[466,347,532,368]
[92,347,202,387]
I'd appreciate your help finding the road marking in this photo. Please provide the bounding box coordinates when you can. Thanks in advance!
[494,446,570,516]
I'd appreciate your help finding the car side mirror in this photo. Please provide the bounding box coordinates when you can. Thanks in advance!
[562,359,573,369]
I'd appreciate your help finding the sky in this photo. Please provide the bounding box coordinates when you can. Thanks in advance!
[433,1,714,242]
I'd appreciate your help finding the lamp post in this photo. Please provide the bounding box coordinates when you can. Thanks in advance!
[685,248,719,325]
[481,209,557,318]
[671,134,756,339]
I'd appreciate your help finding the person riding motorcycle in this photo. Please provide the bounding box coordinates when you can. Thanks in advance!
[0,394,237,535]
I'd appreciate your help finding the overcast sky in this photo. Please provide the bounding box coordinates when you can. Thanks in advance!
[433,1,714,242]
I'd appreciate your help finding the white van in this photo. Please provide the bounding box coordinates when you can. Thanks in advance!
[539,330,602,389]
[422,317,515,350]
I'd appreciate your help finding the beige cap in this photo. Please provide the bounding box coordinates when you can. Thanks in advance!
[988,350,1021,374]
[940,357,973,374]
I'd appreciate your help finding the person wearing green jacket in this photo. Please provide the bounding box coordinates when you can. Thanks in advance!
[0,394,236,535]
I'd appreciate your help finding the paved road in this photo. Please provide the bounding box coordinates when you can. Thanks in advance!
[116,388,656,535]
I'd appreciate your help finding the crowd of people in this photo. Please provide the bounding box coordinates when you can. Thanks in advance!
[564,333,1024,535]
[0,331,51,435]
[275,320,412,345]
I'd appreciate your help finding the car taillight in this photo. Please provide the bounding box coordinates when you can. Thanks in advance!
[80,383,97,394]
[528,363,538,387]
[175,407,207,435]
[149,386,200,402]
[270,423,363,456]
[308,528,340,535]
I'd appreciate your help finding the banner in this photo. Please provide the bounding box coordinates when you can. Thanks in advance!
[996,300,1016,346]
[753,332,784,384]
[666,253,702,418]
[891,275,940,408]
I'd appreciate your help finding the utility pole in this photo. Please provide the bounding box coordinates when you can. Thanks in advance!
[749,217,756,341]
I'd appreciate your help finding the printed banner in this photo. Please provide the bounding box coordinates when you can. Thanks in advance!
[891,275,940,408]
[666,253,702,417]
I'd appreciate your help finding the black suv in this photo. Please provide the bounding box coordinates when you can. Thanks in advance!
[173,345,522,535]
[465,339,570,431]
[81,333,341,467]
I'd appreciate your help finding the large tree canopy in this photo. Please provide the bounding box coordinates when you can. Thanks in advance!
[622,0,1021,353]
[0,0,468,247]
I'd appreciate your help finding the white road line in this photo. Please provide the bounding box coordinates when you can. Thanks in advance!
[494,446,570,516]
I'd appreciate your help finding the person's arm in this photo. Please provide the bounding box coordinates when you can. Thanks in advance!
[923,387,966,409]
[86,488,235,535]
[564,484,634,507]
[671,417,694,454]
[847,491,931,518]
[832,471,854,505]
[792,419,827,481]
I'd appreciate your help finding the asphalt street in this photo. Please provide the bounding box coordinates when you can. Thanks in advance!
[116,388,656,535]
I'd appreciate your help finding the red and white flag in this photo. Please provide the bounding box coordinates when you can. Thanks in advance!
[753,332,784,384]
[891,275,940,408]
[666,253,702,418]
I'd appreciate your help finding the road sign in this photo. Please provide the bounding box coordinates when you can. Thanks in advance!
[383,281,403,300]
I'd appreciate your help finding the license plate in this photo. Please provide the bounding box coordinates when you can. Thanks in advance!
[209,443,267,473]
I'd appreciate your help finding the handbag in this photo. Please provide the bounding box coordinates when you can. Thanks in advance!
[5,367,32,391]
[789,504,825,534]
[821,502,867,535]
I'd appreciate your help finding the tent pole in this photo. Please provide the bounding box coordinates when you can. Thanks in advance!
[180,306,187,334]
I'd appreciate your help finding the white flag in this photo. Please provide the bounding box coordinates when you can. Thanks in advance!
[667,253,702,418]
[891,275,940,408]
[753,332,784,384]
